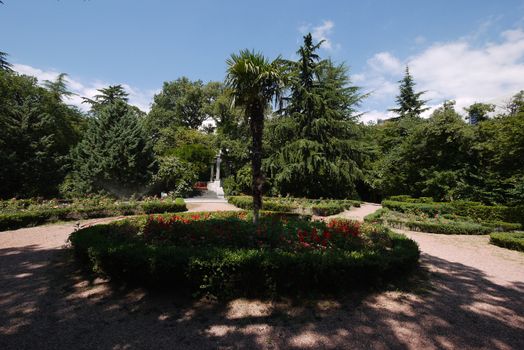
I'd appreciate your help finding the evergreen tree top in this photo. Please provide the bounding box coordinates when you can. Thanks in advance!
[388,66,429,118]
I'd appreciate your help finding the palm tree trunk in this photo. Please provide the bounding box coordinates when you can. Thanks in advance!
[249,104,265,225]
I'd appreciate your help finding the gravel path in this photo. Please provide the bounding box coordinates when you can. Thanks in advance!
[1,205,523,349]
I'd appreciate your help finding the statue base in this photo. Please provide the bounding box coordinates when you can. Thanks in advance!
[207,180,224,198]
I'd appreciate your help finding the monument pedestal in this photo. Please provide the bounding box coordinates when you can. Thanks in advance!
[207,180,224,198]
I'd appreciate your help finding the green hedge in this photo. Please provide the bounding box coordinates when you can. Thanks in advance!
[490,232,524,252]
[365,208,519,235]
[0,199,187,231]
[69,216,419,297]
[382,200,524,225]
[388,195,434,203]
[310,203,347,216]
[227,196,361,216]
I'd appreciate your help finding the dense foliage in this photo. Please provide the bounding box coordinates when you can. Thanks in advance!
[0,197,187,231]
[1,37,523,208]
[0,71,85,198]
[0,197,186,231]
[227,195,361,216]
[64,88,155,198]
[266,34,366,199]
[490,232,524,252]
[69,212,419,297]
[365,208,521,235]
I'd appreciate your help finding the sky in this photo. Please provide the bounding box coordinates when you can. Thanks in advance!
[2,0,524,122]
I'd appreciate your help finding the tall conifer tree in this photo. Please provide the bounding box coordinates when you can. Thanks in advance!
[65,87,154,197]
[389,66,428,118]
[267,34,366,198]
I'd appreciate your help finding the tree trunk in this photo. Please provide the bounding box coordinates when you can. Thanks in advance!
[249,103,265,225]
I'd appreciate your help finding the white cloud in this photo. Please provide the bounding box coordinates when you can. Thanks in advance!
[299,20,340,51]
[12,63,155,112]
[358,27,524,122]
[367,52,402,74]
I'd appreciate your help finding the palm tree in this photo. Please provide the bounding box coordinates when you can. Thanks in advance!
[226,50,287,224]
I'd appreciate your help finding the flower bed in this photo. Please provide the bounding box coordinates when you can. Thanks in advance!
[490,232,524,252]
[69,211,419,298]
[0,197,187,231]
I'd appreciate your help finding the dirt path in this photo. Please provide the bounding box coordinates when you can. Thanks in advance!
[1,206,523,349]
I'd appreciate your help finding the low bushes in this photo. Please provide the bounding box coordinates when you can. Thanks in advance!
[228,196,361,216]
[69,212,419,298]
[490,232,524,252]
[366,208,520,235]
[382,199,524,225]
[141,198,186,214]
[0,198,187,231]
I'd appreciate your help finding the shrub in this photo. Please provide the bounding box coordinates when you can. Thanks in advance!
[311,202,347,216]
[490,232,524,252]
[227,196,361,216]
[0,198,187,231]
[382,200,524,225]
[366,208,518,235]
[388,195,434,203]
[141,199,187,214]
[69,214,419,297]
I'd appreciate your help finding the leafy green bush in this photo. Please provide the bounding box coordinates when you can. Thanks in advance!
[490,232,524,252]
[141,199,187,214]
[311,203,347,216]
[0,198,187,231]
[382,200,524,225]
[227,196,361,216]
[69,213,419,297]
[388,195,434,203]
[366,208,518,235]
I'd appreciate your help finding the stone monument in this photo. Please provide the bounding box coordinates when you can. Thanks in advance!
[207,150,225,198]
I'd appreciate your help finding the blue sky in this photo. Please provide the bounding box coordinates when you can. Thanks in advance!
[2,0,524,121]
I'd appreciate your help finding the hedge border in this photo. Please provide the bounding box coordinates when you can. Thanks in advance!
[69,216,419,298]
[228,196,361,217]
[0,199,187,231]
[490,232,524,252]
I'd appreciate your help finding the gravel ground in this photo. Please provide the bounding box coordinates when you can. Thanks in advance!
[1,205,523,349]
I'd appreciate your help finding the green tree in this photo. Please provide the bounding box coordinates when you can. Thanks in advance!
[0,71,84,198]
[65,89,154,198]
[389,66,428,118]
[43,73,75,102]
[266,34,366,199]
[465,102,495,124]
[0,51,13,72]
[378,103,478,200]
[474,92,524,204]
[82,84,129,113]
[226,50,287,224]
[146,78,221,132]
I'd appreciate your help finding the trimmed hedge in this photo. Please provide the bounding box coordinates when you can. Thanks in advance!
[69,214,419,297]
[382,200,524,225]
[0,199,187,231]
[228,196,361,216]
[490,232,524,252]
[365,208,519,235]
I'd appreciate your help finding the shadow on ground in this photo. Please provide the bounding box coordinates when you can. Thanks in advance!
[0,244,522,349]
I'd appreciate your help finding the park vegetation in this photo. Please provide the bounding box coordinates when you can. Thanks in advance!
[69,211,420,298]
[1,35,523,210]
